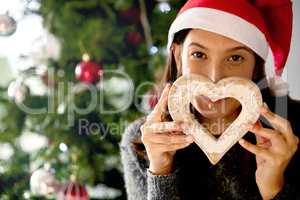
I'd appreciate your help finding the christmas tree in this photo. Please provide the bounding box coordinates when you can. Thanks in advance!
[0,0,186,199]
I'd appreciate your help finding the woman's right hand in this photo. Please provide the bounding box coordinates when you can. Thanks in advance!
[140,83,194,175]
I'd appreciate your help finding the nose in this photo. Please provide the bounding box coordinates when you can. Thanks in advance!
[207,62,224,83]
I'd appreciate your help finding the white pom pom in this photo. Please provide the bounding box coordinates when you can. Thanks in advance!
[267,75,289,96]
[30,168,60,196]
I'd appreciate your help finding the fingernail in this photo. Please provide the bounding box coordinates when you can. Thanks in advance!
[239,138,245,144]
[264,102,269,110]
[180,122,187,130]
[260,102,268,113]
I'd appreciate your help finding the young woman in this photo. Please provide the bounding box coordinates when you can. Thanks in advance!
[120,0,300,199]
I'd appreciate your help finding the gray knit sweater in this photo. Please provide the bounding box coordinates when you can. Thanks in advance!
[119,94,300,200]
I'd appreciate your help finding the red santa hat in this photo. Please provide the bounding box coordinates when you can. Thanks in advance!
[167,0,293,96]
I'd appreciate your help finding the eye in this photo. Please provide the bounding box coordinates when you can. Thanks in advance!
[191,51,207,59]
[228,55,244,62]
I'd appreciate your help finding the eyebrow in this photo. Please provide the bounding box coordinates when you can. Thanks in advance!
[188,42,253,54]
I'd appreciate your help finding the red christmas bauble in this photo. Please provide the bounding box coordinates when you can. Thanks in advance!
[75,55,103,84]
[119,7,140,24]
[57,182,89,200]
[126,31,143,46]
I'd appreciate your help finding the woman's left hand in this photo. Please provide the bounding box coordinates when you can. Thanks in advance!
[238,102,299,200]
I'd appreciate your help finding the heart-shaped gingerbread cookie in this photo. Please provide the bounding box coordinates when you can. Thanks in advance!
[168,74,263,165]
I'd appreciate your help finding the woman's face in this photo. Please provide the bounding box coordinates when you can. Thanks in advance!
[173,29,256,119]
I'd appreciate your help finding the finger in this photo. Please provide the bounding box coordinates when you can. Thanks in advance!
[255,134,272,148]
[247,121,280,141]
[254,121,268,145]
[238,138,272,160]
[141,121,182,134]
[259,102,293,137]
[171,131,184,135]
[149,83,172,121]
[254,120,282,148]
[146,133,193,144]
[156,142,193,152]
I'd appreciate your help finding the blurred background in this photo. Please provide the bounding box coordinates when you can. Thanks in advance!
[0,0,299,199]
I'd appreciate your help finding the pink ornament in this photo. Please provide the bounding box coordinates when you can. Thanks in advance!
[57,182,89,200]
[148,89,159,109]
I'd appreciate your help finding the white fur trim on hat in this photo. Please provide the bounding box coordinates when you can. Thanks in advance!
[167,7,269,60]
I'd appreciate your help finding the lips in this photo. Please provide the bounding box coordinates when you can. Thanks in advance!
[190,95,226,114]
[199,95,223,104]
[191,95,216,113]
